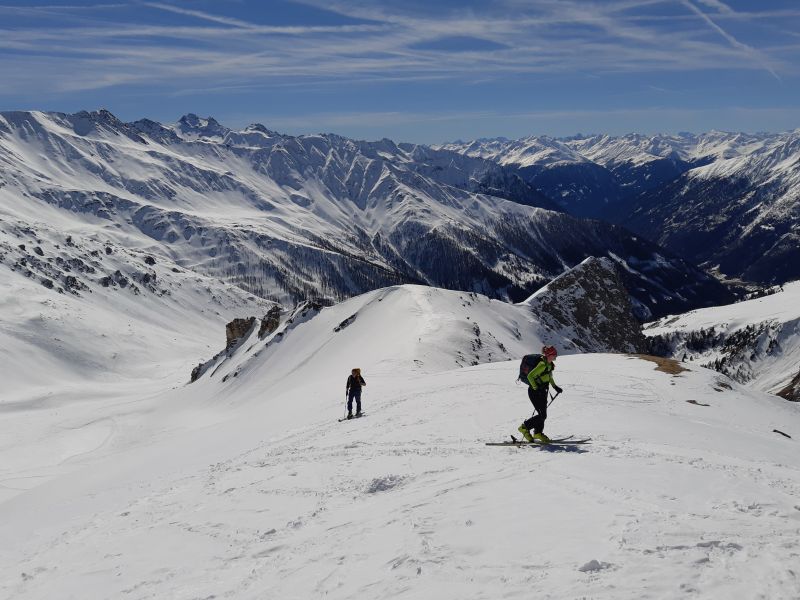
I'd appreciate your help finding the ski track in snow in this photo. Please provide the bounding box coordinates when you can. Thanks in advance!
[3,356,799,599]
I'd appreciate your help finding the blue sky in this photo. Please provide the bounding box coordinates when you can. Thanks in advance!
[1,0,799,143]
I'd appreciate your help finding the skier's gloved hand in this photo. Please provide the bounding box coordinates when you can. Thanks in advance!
[553,385,563,394]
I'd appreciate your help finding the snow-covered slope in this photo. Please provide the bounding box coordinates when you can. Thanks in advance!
[645,282,800,401]
[0,269,640,506]
[0,109,732,317]
[1,284,798,599]
[0,213,274,504]
[0,215,275,396]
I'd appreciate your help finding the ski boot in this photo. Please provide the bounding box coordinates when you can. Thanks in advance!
[517,424,534,442]
[355,410,362,418]
[533,432,551,444]
[347,412,353,420]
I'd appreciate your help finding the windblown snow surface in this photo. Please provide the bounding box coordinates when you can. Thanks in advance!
[1,285,799,599]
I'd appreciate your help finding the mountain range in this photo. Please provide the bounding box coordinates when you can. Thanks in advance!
[440,130,800,286]
[0,110,735,322]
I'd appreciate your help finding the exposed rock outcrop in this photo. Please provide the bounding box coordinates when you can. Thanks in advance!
[258,306,282,338]
[226,317,256,349]
[777,369,800,401]
[523,257,646,353]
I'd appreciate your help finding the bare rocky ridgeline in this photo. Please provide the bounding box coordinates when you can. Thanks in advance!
[223,306,282,350]
[523,256,647,354]
[225,318,257,349]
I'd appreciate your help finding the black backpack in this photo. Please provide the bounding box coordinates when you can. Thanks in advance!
[519,353,543,383]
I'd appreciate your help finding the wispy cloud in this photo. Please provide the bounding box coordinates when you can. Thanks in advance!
[695,0,735,14]
[0,0,794,98]
[682,0,781,81]
[143,2,261,29]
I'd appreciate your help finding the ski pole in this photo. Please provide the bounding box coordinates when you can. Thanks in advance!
[344,391,348,419]
[548,390,561,408]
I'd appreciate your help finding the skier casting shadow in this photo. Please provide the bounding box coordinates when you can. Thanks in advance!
[345,368,366,419]
[518,345,563,443]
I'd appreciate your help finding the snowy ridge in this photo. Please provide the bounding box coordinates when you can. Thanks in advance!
[193,256,690,392]
[645,281,800,400]
[194,285,572,391]
[440,135,589,168]
[0,109,731,317]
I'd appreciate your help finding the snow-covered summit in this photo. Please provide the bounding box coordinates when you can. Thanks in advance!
[174,113,230,140]
[440,135,588,168]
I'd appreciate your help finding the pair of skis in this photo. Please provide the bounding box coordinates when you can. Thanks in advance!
[485,434,591,447]
[338,413,367,423]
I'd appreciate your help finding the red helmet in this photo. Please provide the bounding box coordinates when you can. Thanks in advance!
[542,345,557,358]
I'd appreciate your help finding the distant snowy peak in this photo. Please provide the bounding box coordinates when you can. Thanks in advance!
[174,113,230,140]
[687,129,800,181]
[621,129,800,285]
[439,135,587,168]
[442,129,800,283]
[174,112,285,145]
[224,123,284,148]
[442,130,777,171]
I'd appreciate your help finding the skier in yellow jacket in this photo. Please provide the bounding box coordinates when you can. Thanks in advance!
[518,345,563,443]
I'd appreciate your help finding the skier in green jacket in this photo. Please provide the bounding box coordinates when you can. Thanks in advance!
[518,345,563,443]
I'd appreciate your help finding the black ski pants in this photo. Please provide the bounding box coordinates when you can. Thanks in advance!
[347,388,362,414]
[523,386,548,433]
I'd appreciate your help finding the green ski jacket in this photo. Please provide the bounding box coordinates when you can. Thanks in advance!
[527,360,557,390]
